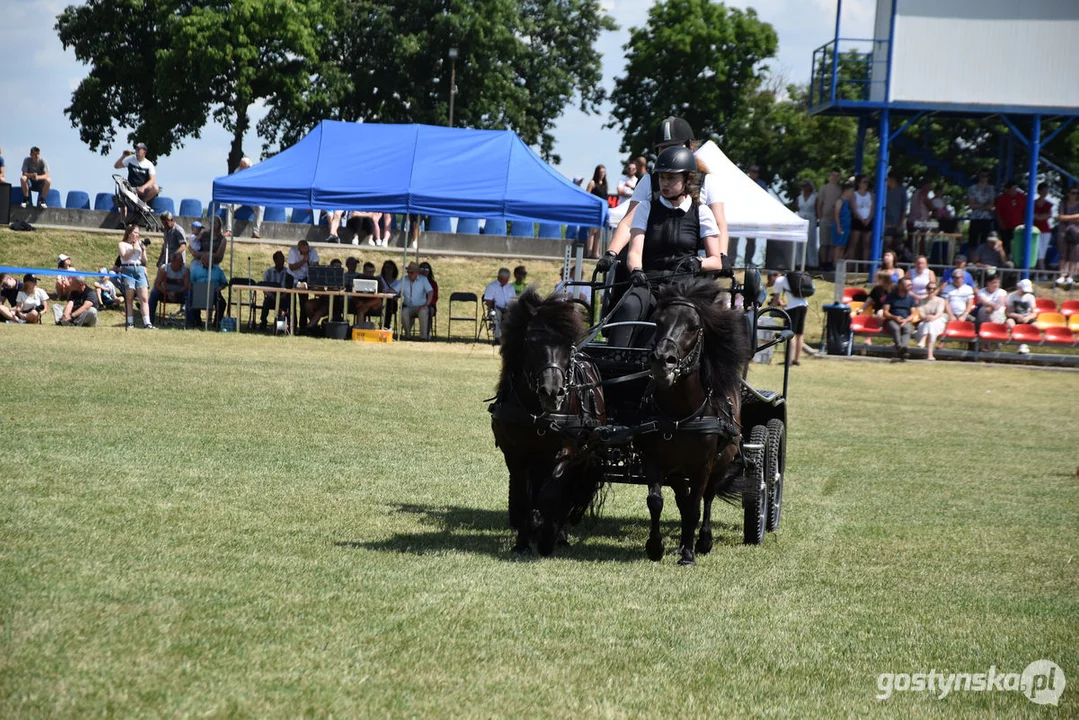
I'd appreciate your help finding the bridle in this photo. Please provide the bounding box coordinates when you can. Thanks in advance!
[524,329,577,410]
[654,299,704,383]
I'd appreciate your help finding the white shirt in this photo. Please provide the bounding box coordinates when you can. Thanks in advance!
[394,275,433,307]
[854,190,872,220]
[941,283,974,316]
[483,280,516,309]
[1006,291,1036,316]
[15,287,49,311]
[631,168,727,206]
[797,193,817,220]
[772,275,808,309]
[122,155,155,179]
[630,195,719,238]
[615,175,637,204]
[286,245,319,281]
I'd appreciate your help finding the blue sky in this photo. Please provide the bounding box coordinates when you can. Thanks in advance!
[0,0,873,205]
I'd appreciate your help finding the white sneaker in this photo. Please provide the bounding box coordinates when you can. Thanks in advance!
[351,237,359,245]
[410,240,418,249]
[18,202,27,208]
[39,202,47,208]
[1018,343,1030,354]
[367,237,375,246]
[1067,277,1076,288]
[1056,276,1068,287]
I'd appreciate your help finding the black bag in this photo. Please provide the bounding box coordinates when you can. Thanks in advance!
[10,220,34,232]
[787,271,815,298]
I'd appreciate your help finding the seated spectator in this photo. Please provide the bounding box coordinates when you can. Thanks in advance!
[304,258,345,332]
[259,251,289,330]
[8,273,49,324]
[286,239,318,329]
[158,211,187,266]
[1,274,21,308]
[94,268,121,309]
[882,276,916,361]
[396,262,435,340]
[945,254,976,290]
[879,251,904,283]
[908,255,936,300]
[225,157,264,238]
[19,146,51,208]
[344,256,359,277]
[191,217,229,270]
[117,224,155,329]
[379,260,400,330]
[970,232,1012,269]
[348,261,383,323]
[512,265,528,295]
[483,267,517,344]
[55,254,75,300]
[51,276,99,327]
[419,261,438,337]
[976,273,1007,325]
[941,268,976,322]
[113,142,160,208]
[914,281,946,360]
[188,259,228,327]
[149,254,190,325]
[1005,278,1038,330]
[351,211,388,246]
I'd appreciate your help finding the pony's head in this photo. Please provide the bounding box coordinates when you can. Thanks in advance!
[500,287,586,413]
[651,278,751,393]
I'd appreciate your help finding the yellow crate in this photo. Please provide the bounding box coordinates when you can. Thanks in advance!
[352,328,393,343]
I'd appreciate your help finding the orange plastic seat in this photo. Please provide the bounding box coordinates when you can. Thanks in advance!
[1034,297,1058,314]
[1060,299,1079,318]
[1069,316,1079,332]
[1034,312,1067,330]
[978,322,1010,342]
[1011,324,1043,344]
[847,301,865,314]
[1044,327,1076,345]
[942,320,977,341]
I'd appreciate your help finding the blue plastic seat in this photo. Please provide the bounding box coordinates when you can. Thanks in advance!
[456,217,481,234]
[151,196,175,215]
[290,208,314,224]
[234,206,254,222]
[65,191,91,210]
[427,215,453,233]
[564,225,579,240]
[178,199,203,218]
[11,187,26,206]
[577,226,591,241]
[94,192,116,211]
[263,206,287,223]
[482,219,507,235]
[510,221,535,238]
[538,223,562,239]
[45,189,61,208]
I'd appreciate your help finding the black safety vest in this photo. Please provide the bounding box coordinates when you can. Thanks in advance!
[641,198,702,273]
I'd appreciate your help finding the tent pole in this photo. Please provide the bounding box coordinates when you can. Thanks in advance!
[206,202,214,331]
[227,206,236,324]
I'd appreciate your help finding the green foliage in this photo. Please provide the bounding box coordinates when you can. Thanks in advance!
[260,0,617,163]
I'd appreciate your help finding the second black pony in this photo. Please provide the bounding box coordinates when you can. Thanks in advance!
[490,287,606,555]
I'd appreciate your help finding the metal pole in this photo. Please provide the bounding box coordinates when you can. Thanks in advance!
[448,58,457,128]
[869,108,890,279]
[1021,114,1041,278]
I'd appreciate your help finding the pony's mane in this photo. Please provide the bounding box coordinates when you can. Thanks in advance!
[656,278,751,395]
[498,287,586,387]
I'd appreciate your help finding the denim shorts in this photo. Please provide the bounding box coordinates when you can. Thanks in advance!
[120,265,149,290]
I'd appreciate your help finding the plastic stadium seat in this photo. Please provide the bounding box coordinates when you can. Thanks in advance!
[426,216,453,233]
[179,199,203,218]
[978,322,1011,342]
[1034,297,1057,314]
[290,208,314,224]
[576,226,591,241]
[1044,327,1076,345]
[11,187,26,206]
[151,196,176,215]
[94,192,116,211]
[482,219,507,236]
[234,206,254,222]
[1070,316,1079,332]
[564,225,579,241]
[847,301,865,315]
[263,206,287,223]
[65,190,91,210]
[538,223,563,239]
[456,217,481,234]
[45,189,61,208]
[1011,324,1042,344]
[1033,312,1067,331]
[850,315,883,335]
[510,221,535,238]
[942,320,977,341]
[842,287,868,304]
[1060,300,1079,318]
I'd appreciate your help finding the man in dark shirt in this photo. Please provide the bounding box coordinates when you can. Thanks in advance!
[158,211,187,266]
[882,276,916,361]
[52,276,99,327]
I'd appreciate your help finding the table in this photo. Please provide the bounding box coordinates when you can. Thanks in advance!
[910,231,963,264]
[228,284,395,334]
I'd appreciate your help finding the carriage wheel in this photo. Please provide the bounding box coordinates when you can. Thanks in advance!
[742,425,768,545]
[765,419,786,532]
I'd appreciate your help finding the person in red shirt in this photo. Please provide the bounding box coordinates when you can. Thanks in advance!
[1033,182,1054,269]
[994,179,1027,249]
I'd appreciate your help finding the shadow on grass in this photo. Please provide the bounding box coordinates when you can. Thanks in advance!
[335,502,743,563]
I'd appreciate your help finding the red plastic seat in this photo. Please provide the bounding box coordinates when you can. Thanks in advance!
[1044,327,1076,345]
[942,320,976,340]
[842,287,868,304]
[1011,324,1043,344]
[1034,297,1058,314]
[1060,299,1079,318]
[851,315,883,334]
[978,322,1010,342]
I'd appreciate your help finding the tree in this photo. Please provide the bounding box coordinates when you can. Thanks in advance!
[607,0,778,156]
[56,0,336,172]
[259,0,617,163]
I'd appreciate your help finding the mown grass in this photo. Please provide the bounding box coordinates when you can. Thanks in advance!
[0,322,1075,718]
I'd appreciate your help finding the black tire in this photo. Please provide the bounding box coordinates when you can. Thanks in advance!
[742,425,768,545]
[765,418,786,532]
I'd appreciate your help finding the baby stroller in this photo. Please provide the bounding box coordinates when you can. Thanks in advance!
[112,174,162,232]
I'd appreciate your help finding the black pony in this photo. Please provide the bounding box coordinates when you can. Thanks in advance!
[638,278,752,565]
[490,287,606,555]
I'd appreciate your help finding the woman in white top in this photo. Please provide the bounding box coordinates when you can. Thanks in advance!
[118,224,154,329]
[850,174,873,262]
[914,281,947,360]
[908,255,936,300]
[797,180,818,269]
[770,272,808,365]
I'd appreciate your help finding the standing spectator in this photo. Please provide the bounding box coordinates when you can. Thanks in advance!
[113,143,160,208]
[769,271,807,366]
[259,251,288,330]
[19,146,51,208]
[615,162,637,205]
[1005,278,1039,330]
[941,268,976,323]
[849,174,873,262]
[158,211,187,266]
[796,180,818,269]
[976,273,1008,325]
[994,179,1026,248]
[117,224,155,329]
[907,178,933,251]
[882,276,916,361]
[633,156,648,181]
[1054,187,1079,288]
[1033,183,1053,270]
[483,268,517,344]
[94,268,120,309]
[832,182,854,263]
[149,254,189,325]
[225,157,264,238]
[12,274,49,324]
[286,239,318,330]
[908,255,936,300]
[914,281,947,361]
[585,164,608,258]
[51,276,99,327]
[191,217,228,270]
[396,262,435,340]
[930,183,957,233]
[815,168,842,270]
[55,254,76,300]
[188,220,204,246]
[883,172,907,256]
[512,265,528,295]
[967,168,995,250]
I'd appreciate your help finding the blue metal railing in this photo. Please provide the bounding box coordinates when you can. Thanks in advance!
[809,38,889,110]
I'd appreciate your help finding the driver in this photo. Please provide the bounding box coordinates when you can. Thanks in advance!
[606,145,725,347]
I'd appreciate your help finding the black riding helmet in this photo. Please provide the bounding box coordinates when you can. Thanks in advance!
[653,116,694,149]
[653,146,696,177]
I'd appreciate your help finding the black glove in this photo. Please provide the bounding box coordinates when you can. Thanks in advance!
[630,269,649,288]
[720,253,731,270]
[680,255,703,274]
[595,251,617,273]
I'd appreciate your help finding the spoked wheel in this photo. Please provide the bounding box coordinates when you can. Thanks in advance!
[742,425,768,545]
[765,418,786,533]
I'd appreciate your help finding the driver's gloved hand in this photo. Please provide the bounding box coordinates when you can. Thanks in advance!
[630,269,648,288]
[595,251,617,273]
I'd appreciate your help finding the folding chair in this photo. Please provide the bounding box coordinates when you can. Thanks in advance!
[226,277,258,328]
[447,292,479,339]
[186,282,223,329]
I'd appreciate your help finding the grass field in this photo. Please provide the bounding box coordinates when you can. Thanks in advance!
[1,321,1076,718]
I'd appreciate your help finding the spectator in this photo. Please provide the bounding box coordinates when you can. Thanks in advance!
[796,180,818,269]
[188,220,204,246]
[633,156,648,181]
[615,162,638,205]
[158,211,187,266]
[864,270,895,318]
[1005,278,1038,330]
[55,254,76,300]
[483,267,517,344]
[349,260,383,324]
[908,178,933,234]
[769,271,807,366]
[944,255,976,290]
[1055,187,1079,288]
[286,239,318,329]
[832,182,854,262]
[419,261,438,337]
[1,273,21,308]
[51,276,99,327]
[0,145,5,183]
[351,211,387,246]
[967,168,995,250]
[225,157,264,238]
[113,142,160,210]
[1033,182,1053,270]
[149,254,189,325]
[994,179,1026,248]
[880,250,904,283]
[512,265,528,295]
[344,256,359,277]
[117,224,155,329]
[10,273,49,324]
[976,273,1007,325]
[585,165,608,258]
[908,254,936,300]
[304,258,344,332]
[815,168,842,270]
[882,276,916,361]
[94,268,120,309]
[914,280,946,361]
[849,174,873,261]
[378,260,400,330]
[188,256,229,327]
[19,146,51,208]
[395,262,435,340]
[883,173,907,256]
[941,268,976,323]
[930,183,957,233]
[970,232,1012,270]
[259,250,288,330]
[192,217,228,270]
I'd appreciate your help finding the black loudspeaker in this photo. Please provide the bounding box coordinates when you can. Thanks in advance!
[764,239,796,271]
[0,182,10,225]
